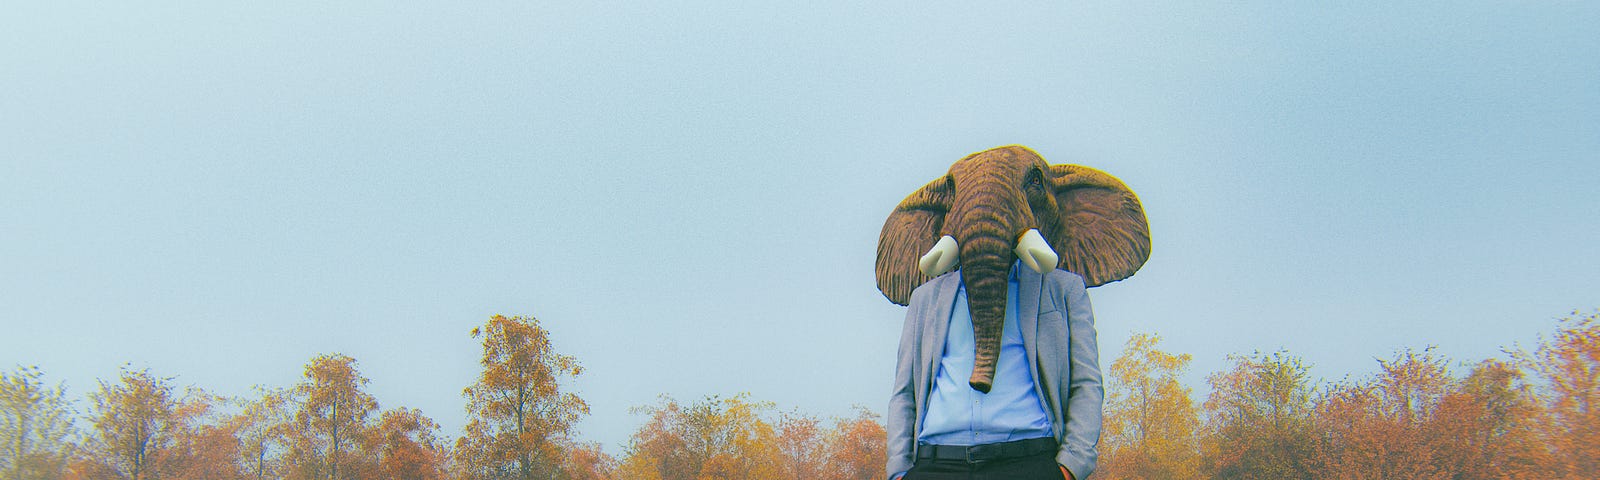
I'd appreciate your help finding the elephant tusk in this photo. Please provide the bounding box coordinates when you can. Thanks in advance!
[918,235,959,277]
[1015,229,1059,274]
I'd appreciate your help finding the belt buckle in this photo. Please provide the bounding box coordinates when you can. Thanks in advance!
[965,444,993,465]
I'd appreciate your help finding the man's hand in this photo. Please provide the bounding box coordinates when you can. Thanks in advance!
[1060,465,1075,480]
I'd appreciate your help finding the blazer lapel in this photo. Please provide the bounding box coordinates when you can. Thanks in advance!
[922,272,960,400]
[1019,266,1043,381]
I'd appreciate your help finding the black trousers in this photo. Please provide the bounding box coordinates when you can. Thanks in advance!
[903,451,1066,480]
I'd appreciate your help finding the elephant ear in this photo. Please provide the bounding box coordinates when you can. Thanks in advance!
[1046,165,1151,287]
[876,176,953,305]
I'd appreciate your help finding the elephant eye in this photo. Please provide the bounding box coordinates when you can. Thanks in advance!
[1023,168,1045,194]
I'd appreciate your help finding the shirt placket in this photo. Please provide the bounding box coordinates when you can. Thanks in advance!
[969,393,981,445]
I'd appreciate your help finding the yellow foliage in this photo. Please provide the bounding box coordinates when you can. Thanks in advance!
[1200,350,1316,480]
[0,366,75,480]
[455,314,590,480]
[1099,332,1201,479]
[1520,311,1600,478]
[619,395,887,480]
[282,354,379,480]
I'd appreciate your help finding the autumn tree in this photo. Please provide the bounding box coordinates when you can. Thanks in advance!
[282,354,378,480]
[770,410,823,479]
[1,366,76,480]
[1201,351,1316,480]
[1098,333,1201,479]
[622,395,706,480]
[233,387,290,480]
[163,390,247,480]
[617,396,885,480]
[86,366,177,479]
[618,394,781,480]
[1310,348,1456,479]
[83,366,226,479]
[371,407,447,480]
[456,314,589,480]
[555,439,615,480]
[1521,310,1600,479]
[820,408,886,480]
[1430,359,1548,479]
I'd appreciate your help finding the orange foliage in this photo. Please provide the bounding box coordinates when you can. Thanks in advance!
[455,314,590,480]
[617,395,886,480]
[231,387,290,480]
[1520,311,1600,479]
[373,408,447,480]
[773,411,824,479]
[18,308,1599,480]
[1200,351,1316,480]
[1090,315,1598,480]
[560,440,618,480]
[1431,359,1550,479]
[821,408,887,480]
[620,394,779,480]
[281,353,379,480]
[166,420,246,480]
[1311,349,1456,479]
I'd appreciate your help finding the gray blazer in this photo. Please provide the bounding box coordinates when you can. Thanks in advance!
[886,267,1103,480]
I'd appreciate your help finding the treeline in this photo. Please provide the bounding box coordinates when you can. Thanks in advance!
[1,315,601,480]
[0,314,883,480]
[612,395,883,480]
[4,311,1597,480]
[1097,311,1599,480]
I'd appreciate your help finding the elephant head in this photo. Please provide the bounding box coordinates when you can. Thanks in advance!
[876,145,1150,393]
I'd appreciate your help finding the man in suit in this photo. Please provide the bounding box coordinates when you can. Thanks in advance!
[874,147,1146,480]
[886,262,1102,480]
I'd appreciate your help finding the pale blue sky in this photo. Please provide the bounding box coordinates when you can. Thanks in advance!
[3,1,1597,454]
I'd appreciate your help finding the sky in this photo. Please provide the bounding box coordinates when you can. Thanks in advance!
[3,1,1598,455]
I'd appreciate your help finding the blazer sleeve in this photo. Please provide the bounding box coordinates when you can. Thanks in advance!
[886,286,923,477]
[1056,275,1103,480]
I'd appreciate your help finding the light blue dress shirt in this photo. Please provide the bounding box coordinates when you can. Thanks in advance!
[917,264,1054,446]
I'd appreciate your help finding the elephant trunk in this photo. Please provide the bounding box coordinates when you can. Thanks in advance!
[955,222,1016,394]
[947,157,1033,393]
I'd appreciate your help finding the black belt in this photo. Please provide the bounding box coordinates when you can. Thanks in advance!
[916,437,1057,464]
